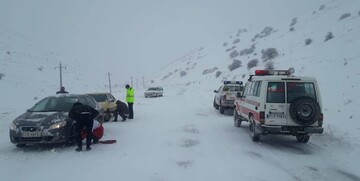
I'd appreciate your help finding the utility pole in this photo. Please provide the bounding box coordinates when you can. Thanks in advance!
[142,76,145,88]
[107,72,112,93]
[55,62,66,89]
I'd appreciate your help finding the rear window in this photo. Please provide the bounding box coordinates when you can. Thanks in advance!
[267,82,285,103]
[223,85,242,92]
[87,94,107,102]
[287,82,316,103]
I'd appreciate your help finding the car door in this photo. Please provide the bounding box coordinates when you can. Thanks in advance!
[215,86,223,105]
[264,82,287,125]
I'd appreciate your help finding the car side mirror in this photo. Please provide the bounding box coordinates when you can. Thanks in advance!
[214,90,218,93]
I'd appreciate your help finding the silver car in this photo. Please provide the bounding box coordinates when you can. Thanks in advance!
[144,87,164,98]
[9,94,99,147]
[213,81,244,114]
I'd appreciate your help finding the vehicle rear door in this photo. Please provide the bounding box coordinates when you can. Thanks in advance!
[285,81,317,126]
[265,82,287,125]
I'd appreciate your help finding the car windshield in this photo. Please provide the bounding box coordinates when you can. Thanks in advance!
[29,97,79,112]
[147,88,158,91]
[223,85,242,92]
[87,94,107,102]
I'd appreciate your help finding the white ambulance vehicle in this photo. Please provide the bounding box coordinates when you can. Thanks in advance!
[233,68,324,143]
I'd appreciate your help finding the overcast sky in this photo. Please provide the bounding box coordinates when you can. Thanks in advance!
[0,0,322,82]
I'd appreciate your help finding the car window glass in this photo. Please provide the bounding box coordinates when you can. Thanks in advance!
[247,82,255,95]
[255,81,262,97]
[30,97,78,112]
[85,97,96,108]
[78,97,87,105]
[267,82,285,103]
[251,81,261,97]
[243,82,250,96]
[287,82,316,103]
[29,98,49,111]
[223,86,240,92]
[218,86,223,92]
[88,94,107,102]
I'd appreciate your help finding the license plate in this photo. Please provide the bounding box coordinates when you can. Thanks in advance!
[266,113,286,119]
[22,131,42,137]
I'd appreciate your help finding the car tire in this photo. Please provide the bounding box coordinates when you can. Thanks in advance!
[233,109,242,127]
[219,105,225,114]
[249,116,260,142]
[65,125,77,146]
[104,112,111,122]
[213,99,219,109]
[296,134,310,143]
[289,96,321,126]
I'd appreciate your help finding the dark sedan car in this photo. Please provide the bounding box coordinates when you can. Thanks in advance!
[9,94,99,147]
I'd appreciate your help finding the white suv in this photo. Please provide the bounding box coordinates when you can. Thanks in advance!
[233,68,324,143]
[144,87,164,98]
[213,81,244,114]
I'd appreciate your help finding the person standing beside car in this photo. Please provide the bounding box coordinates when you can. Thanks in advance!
[125,84,134,119]
[69,102,99,151]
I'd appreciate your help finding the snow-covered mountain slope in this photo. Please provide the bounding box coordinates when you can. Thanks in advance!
[152,0,360,139]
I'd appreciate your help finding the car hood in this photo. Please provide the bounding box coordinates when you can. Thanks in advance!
[13,111,69,126]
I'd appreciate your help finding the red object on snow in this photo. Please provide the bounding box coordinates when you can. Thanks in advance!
[99,140,117,144]
[81,125,104,140]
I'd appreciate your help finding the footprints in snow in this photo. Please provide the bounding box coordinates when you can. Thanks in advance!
[176,160,194,168]
[176,124,200,168]
[183,124,200,134]
[181,139,199,148]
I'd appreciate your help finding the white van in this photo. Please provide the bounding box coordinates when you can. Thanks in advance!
[233,68,324,143]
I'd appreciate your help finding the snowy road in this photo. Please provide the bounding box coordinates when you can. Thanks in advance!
[0,86,360,181]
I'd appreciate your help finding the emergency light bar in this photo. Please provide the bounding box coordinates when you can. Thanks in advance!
[255,68,295,76]
[224,81,243,85]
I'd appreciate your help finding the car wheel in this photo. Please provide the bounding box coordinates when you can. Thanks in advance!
[213,98,219,109]
[219,106,225,114]
[289,96,321,126]
[296,134,310,143]
[249,116,260,142]
[233,109,242,127]
[16,143,26,147]
[66,125,77,146]
[104,112,111,122]
[219,101,225,114]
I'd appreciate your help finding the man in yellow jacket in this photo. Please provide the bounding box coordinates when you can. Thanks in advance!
[125,84,135,119]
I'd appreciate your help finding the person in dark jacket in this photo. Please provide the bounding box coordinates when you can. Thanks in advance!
[113,100,127,122]
[69,102,99,151]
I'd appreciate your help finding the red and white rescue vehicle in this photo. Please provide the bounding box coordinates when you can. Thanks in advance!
[233,68,324,143]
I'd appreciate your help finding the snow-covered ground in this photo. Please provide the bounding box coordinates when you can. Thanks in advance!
[1,87,360,181]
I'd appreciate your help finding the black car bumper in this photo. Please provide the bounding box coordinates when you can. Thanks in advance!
[9,127,70,145]
[259,125,324,135]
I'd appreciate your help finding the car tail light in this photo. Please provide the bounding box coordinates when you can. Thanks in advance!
[318,113,324,126]
[259,111,265,124]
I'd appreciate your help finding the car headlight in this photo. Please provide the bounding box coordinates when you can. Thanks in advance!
[49,121,67,130]
[10,122,17,131]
